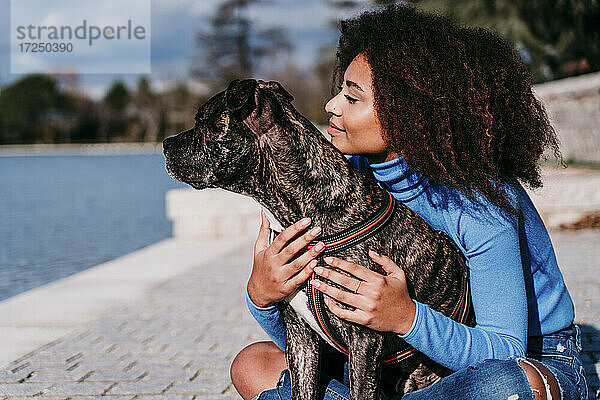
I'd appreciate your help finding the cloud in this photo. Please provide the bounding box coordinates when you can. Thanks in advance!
[151,0,217,17]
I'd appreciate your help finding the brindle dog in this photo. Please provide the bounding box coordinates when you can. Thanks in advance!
[163,78,475,400]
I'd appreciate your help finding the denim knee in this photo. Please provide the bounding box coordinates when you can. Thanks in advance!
[400,359,534,400]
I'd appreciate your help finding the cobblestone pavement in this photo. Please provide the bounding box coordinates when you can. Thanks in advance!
[1,230,599,400]
[551,230,600,399]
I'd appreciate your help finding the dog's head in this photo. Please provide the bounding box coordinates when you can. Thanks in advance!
[163,78,297,192]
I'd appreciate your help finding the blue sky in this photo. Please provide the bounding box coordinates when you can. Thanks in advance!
[0,0,369,99]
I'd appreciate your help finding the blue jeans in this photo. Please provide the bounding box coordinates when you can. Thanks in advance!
[252,324,588,400]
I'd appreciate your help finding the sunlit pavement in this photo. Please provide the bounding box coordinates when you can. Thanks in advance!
[0,230,597,399]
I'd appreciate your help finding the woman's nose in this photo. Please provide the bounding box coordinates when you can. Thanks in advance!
[325,95,340,116]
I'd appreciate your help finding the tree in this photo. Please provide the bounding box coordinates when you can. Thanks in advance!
[132,77,159,142]
[0,75,69,144]
[192,0,292,90]
[104,81,131,112]
[406,0,600,82]
[100,81,131,141]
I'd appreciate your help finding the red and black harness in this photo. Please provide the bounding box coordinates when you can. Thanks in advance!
[270,191,473,364]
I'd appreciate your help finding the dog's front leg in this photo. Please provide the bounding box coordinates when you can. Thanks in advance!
[282,305,322,400]
[348,329,384,400]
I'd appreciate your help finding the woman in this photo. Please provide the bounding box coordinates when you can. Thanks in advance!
[230,4,588,400]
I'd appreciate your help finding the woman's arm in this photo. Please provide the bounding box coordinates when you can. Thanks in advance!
[398,208,528,370]
[314,207,528,371]
[246,282,287,351]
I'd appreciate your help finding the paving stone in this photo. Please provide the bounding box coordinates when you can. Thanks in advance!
[0,383,52,396]
[4,360,65,371]
[0,369,32,384]
[133,396,193,400]
[140,368,197,381]
[62,397,134,400]
[107,381,174,395]
[194,368,230,381]
[79,369,150,382]
[15,369,88,383]
[68,360,134,371]
[41,382,115,396]
[123,362,189,371]
[167,379,230,395]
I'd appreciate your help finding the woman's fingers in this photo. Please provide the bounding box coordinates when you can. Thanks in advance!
[369,250,402,275]
[311,279,363,309]
[285,259,318,290]
[313,264,363,294]
[282,234,325,289]
[268,217,312,255]
[284,239,325,276]
[278,225,322,264]
[323,296,369,325]
[323,256,377,281]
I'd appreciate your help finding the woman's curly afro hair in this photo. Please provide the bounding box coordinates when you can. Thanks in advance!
[332,4,562,216]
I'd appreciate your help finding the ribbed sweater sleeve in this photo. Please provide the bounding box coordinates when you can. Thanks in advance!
[397,209,528,371]
[245,282,286,351]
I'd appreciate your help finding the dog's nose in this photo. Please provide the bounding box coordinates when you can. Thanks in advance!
[162,136,175,152]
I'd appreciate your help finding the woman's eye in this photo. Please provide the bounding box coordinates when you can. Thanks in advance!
[336,83,357,103]
[344,94,358,104]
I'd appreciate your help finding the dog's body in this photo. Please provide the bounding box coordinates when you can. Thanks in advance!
[163,79,475,399]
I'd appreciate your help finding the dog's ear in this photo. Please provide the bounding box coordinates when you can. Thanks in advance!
[226,79,258,118]
[226,78,280,137]
[259,80,294,102]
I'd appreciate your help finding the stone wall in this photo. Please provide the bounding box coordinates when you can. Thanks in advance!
[533,71,600,163]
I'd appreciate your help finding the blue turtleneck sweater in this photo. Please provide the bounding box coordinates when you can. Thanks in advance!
[246,154,575,371]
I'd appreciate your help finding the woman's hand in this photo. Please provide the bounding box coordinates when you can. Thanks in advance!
[248,211,325,308]
[312,249,416,335]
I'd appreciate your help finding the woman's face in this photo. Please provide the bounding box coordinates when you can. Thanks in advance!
[325,53,397,163]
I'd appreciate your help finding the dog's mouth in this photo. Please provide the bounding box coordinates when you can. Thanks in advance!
[164,160,211,190]
[166,166,213,190]
[164,136,216,190]
[188,180,211,190]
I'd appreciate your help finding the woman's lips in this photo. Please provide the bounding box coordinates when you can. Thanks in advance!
[328,123,345,136]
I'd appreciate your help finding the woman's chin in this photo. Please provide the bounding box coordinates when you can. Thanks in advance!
[330,136,349,153]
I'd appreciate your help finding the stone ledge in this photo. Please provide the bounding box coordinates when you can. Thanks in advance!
[166,188,261,240]
[525,166,600,229]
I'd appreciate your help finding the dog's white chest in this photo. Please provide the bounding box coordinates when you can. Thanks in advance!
[285,289,339,350]
[261,205,285,232]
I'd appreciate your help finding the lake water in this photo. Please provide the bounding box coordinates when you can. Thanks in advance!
[0,153,187,301]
